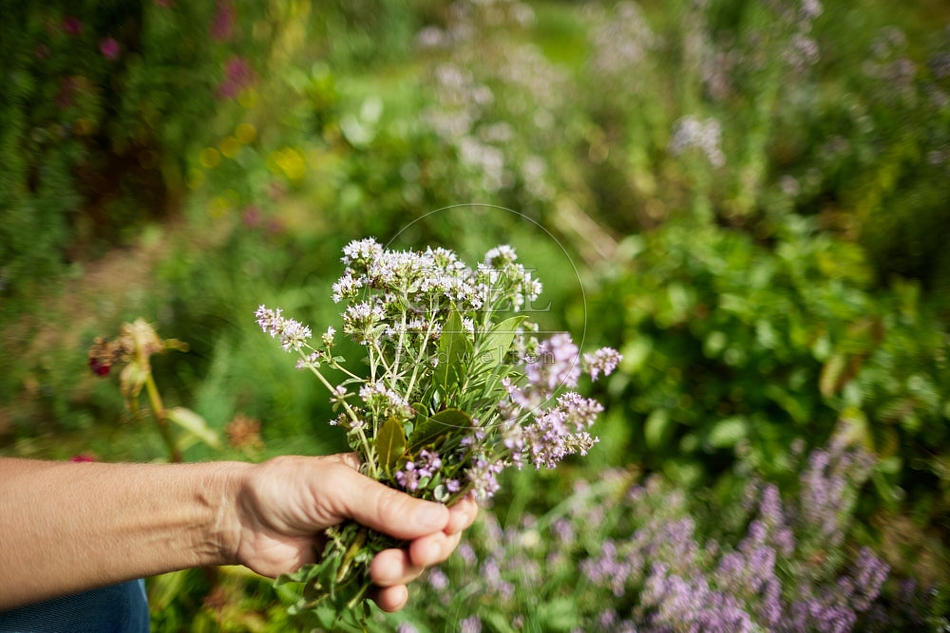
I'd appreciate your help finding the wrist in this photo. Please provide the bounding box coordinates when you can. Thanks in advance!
[204,461,254,568]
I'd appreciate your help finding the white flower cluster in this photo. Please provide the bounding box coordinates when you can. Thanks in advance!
[333,238,544,339]
[415,2,564,200]
[669,115,726,168]
[359,381,413,419]
[255,306,312,352]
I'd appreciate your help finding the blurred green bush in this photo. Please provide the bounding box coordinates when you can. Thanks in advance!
[589,216,950,522]
[1,1,217,292]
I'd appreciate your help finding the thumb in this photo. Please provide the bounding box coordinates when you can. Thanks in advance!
[333,462,450,540]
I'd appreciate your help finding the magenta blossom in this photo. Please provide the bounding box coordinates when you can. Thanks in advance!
[62,17,83,36]
[210,0,237,42]
[99,37,121,61]
[217,56,257,99]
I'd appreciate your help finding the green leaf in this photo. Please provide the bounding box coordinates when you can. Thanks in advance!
[707,416,749,449]
[481,611,520,633]
[644,409,672,451]
[819,354,847,398]
[147,569,188,610]
[119,362,148,399]
[871,470,903,508]
[475,315,527,370]
[376,416,406,473]
[411,402,428,417]
[434,307,473,394]
[877,456,903,475]
[408,408,473,450]
[165,406,220,449]
[539,596,582,631]
[765,384,809,425]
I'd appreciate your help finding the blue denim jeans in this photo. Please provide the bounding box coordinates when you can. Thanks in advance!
[0,579,150,632]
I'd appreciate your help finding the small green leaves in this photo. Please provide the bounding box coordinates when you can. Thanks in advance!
[376,416,407,473]
[432,484,450,503]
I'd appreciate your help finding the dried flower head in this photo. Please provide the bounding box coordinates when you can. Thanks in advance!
[225,414,265,452]
[88,336,129,377]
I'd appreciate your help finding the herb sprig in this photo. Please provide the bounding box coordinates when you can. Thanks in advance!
[257,239,620,628]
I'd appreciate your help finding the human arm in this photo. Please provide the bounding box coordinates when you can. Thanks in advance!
[0,454,477,612]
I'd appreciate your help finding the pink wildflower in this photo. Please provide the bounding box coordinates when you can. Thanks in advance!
[583,347,622,381]
[62,17,83,37]
[210,0,237,42]
[99,37,121,61]
[216,56,257,100]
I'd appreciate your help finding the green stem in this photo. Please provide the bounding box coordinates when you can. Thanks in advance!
[336,526,369,583]
[391,308,408,384]
[404,303,438,399]
[304,361,379,479]
[144,371,182,463]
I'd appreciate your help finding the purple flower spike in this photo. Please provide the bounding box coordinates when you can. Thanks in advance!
[583,347,622,381]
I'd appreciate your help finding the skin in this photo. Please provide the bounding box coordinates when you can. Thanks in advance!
[0,453,478,612]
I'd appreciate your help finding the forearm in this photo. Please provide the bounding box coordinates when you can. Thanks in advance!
[0,457,249,610]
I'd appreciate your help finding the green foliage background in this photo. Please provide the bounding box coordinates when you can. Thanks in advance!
[1,0,949,629]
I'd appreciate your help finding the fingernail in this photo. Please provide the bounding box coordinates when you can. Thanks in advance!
[415,503,447,530]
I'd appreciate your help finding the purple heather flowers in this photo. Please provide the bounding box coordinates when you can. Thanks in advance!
[410,438,896,633]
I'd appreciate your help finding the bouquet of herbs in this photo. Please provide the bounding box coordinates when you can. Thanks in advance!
[256,238,620,627]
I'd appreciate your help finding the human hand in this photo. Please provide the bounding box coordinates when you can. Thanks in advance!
[228,453,478,611]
